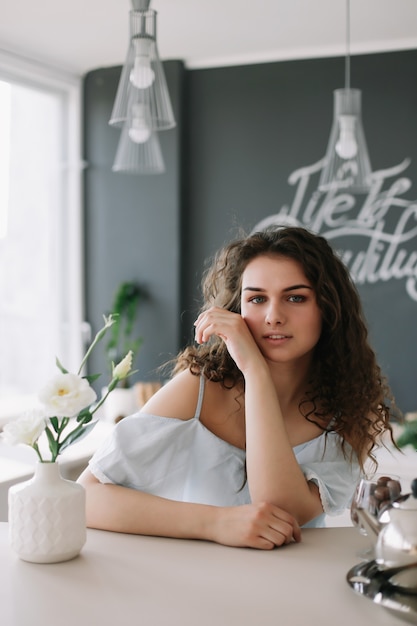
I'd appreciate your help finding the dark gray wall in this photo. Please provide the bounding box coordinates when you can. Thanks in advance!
[181,50,417,413]
[84,50,417,411]
[83,61,185,385]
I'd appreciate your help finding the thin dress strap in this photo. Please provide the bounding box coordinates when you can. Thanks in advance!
[326,412,339,432]
[194,375,205,420]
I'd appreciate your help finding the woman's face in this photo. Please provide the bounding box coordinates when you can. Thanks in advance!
[240,254,322,366]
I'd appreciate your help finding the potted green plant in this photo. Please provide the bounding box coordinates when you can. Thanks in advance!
[105,281,145,378]
[102,281,146,422]
[396,414,417,451]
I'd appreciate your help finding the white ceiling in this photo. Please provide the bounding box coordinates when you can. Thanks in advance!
[0,0,417,77]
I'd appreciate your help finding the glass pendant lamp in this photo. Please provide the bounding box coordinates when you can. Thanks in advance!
[109,0,176,132]
[112,125,165,174]
[318,0,372,193]
[112,100,165,174]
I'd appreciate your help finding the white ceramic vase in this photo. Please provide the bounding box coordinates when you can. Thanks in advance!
[8,461,86,563]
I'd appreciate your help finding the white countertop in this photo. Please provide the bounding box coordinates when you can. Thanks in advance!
[0,523,408,626]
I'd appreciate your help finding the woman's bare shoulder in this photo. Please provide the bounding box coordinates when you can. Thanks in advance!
[199,377,246,449]
[139,369,201,420]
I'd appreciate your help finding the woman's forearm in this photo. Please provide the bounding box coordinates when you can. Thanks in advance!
[79,470,216,539]
[77,470,301,548]
[243,364,322,524]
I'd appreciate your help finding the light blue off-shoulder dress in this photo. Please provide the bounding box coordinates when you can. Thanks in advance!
[89,376,361,528]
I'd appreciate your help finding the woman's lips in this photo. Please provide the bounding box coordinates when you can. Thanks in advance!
[263,333,291,342]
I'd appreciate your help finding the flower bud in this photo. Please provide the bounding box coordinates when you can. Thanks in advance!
[112,350,133,380]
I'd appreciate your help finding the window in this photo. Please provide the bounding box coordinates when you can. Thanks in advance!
[0,51,83,420]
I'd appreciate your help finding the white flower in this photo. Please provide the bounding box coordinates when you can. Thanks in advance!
[2,409,46,446]
[2,315,131,462]
[112,350,133,380]
[39,372,97,417]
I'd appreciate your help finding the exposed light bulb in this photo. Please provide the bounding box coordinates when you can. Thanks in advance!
[128,126,151,144]
[128,103,151,144]
[130,58,155,89]
[129,38,155,89]
[335,115,358,159]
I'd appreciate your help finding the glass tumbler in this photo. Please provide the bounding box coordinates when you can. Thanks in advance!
[350,474,402,557]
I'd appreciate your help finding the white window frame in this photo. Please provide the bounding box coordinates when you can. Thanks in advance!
[0,49,84,419]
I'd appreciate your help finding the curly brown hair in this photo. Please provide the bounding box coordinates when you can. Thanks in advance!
[175,226,400,468]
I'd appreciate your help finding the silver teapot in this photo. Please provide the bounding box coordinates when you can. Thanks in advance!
[356,478,417,586]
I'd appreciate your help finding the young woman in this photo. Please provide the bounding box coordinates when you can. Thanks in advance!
[78,226,398,550]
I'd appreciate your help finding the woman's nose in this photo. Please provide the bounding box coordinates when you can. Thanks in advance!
[265,303,283,325]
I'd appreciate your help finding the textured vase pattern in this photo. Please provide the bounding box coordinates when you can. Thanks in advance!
[8,462,86,563]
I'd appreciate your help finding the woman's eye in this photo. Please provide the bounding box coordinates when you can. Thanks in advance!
[288,295,305,303]
[249,296,265,304]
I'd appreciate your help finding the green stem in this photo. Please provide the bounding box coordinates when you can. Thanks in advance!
[77,318,114,375]
[58,421,85,449]
[78,332,102,375]
[57,417,70,435]
[32,442,44,463]
[90,379,118,416]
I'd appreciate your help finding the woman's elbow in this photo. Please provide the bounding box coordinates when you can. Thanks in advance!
[77,468,111,529]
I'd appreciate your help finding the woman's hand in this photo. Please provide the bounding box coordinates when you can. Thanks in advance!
[209,502,302,550]
[194,306,265,375]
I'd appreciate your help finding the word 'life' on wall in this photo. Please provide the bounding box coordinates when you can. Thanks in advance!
[254,158,417,302]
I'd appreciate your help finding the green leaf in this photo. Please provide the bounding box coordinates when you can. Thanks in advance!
[105,282,146,374]
[83,373,101,384]
[49,416,59,433]
[58,421,98,453]
[58,417,70,434]
[55,357,68,374]
[45,426,59,461]
[76,408,93,423]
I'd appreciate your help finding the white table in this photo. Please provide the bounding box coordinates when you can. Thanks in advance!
[0,523,408,626]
